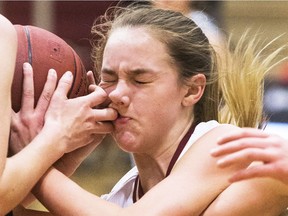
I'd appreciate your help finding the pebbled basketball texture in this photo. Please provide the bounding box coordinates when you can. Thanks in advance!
[12,25,88,112]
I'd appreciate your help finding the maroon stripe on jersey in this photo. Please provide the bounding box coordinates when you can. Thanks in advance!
[133,123,196,202]
[166,124,196,177]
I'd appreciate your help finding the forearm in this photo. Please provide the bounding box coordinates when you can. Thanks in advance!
[32,167,122,216]
[202,177,288,216]
[0,127,64,214]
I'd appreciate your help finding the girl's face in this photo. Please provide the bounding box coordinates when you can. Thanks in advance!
[99,27,192,156]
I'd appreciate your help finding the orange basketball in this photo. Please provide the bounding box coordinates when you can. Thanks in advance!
[12,25,88,112]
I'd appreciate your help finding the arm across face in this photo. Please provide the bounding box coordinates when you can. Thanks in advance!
[27,124,251,215]
[17,124,288,216]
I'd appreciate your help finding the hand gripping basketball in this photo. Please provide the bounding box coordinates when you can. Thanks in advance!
[12,25,88,112]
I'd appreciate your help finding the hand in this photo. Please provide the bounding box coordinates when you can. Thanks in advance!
[210,128,288,184]
[9,63,57,154]
[52,70,112,176]
[87,70,97,86]
[52,70,113,176]
[43,69,117,154]
[87,70,111,109]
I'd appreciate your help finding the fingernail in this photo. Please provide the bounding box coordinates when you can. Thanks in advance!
[48,69,57,77]
[210,148,218,156]
[217,159,226,167]
[216,137,223,143]
[63,71,73,79]
[23,62,31,69]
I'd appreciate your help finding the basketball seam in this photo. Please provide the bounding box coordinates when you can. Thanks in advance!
[24,26,32,65]
[69,48,77,97]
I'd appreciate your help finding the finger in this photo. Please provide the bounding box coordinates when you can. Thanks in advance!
[10,110,20,131]
[93,121,114,134]
[35,69,57,114]
[211,137,269,157]
[93,108,118,122]
[217,128,268,145]
[21,63,35,111]
[53,71,73,99]
[229,164,275,182]
[87,71,97,94]
[87,70,96,85]
[216,148,274,168]
[82,86,108,108]
[88,84,97,93]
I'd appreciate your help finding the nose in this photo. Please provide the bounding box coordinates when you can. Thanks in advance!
[109,80,130,107]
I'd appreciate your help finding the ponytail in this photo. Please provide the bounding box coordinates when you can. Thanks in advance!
[218,31,287,128]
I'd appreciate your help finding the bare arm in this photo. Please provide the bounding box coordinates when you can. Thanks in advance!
[0,15,116,213]
[30,124,254,216]
[31,124,288,216]
[203,177,288,216]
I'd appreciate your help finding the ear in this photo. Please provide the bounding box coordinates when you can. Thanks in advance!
[182,74,206,107]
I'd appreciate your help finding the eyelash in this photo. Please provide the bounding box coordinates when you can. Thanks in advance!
[101,77,150,85]
[103,80,116,83]
[134,80,147,84]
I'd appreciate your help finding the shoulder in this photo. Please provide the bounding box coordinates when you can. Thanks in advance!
[188,122,240,153]
[0,14,17,59]
[137,123,244,215]
[0,14,17,83]
[172,123,242,179]
[0,14,17,41]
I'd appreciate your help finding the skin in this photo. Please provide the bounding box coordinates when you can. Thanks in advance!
[11,27,288,216]
[0,14,117,215]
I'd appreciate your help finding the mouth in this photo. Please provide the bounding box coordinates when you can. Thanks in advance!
[114,114,130,125]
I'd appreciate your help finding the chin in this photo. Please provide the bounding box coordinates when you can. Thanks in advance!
[113,131,139,153]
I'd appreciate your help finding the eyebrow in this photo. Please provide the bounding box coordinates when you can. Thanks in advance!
[101,68,116,75]
[101,68,153,76]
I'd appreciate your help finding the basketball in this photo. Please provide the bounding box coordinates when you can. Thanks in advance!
[12,25,89,112]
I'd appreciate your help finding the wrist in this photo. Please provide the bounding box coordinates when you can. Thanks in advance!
[37,124,67,159]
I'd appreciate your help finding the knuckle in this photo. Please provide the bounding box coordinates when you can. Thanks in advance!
[23,89,34,98]
[246,149,258,160]
[95,86,107,97]
[238,140,248,149]
[41,90,53,102]
[267,136,281,148]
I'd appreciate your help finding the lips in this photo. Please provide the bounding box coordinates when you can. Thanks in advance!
[114,114,130,125]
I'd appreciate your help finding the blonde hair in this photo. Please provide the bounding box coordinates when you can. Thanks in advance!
[218,32,286,128]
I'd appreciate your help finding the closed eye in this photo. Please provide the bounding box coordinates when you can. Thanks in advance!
[134,79,151,84]
[101,68,118,82]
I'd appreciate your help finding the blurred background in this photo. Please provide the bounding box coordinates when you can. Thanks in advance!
[1,0,288,211]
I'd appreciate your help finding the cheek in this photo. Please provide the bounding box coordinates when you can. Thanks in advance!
[141,96,179,123]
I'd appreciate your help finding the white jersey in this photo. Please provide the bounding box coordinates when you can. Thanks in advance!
[101,120,220,207]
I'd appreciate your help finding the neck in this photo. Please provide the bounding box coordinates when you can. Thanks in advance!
[133,119,194,193]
